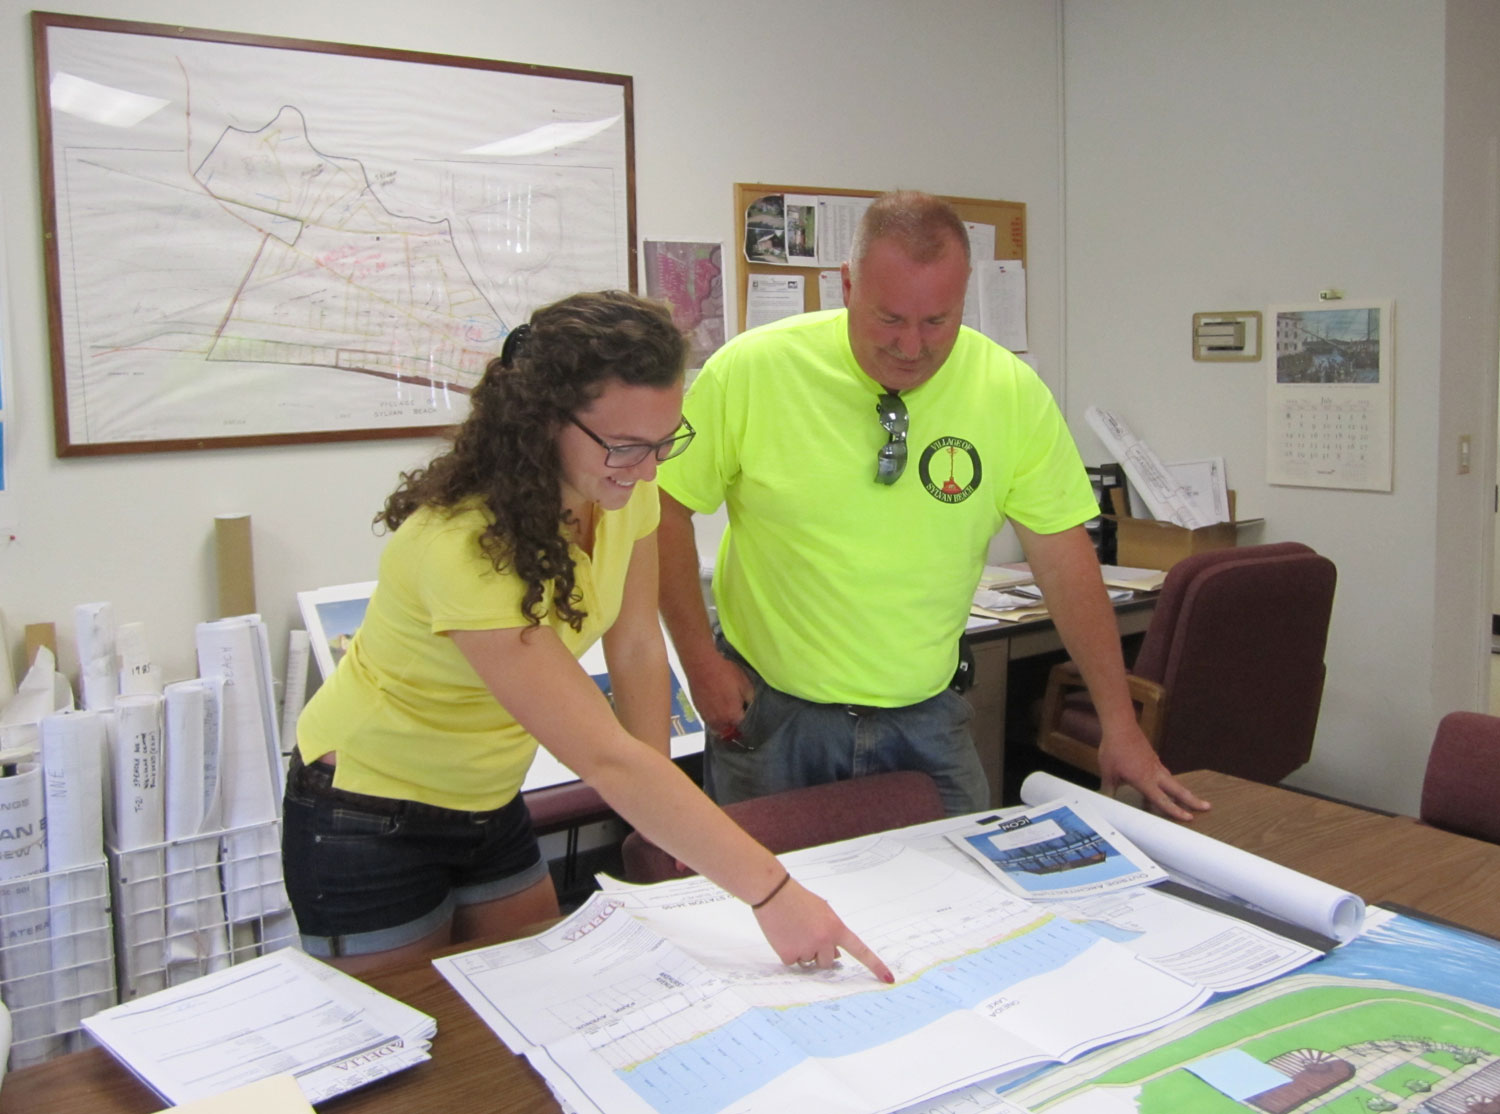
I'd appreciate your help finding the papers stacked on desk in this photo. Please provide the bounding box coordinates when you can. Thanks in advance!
[83,948,436,1106]
[971,579,1135,622]
[1099,564,1167,592]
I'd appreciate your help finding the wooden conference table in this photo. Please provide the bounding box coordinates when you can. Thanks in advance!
[9,769,1500,1114]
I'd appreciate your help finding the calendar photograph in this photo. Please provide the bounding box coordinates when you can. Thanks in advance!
[1267,301,1393,492]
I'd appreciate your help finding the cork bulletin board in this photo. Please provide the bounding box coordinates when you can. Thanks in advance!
[732,182,1025,333]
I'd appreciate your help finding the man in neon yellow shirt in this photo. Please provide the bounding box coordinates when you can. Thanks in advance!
[658,191,1210,820]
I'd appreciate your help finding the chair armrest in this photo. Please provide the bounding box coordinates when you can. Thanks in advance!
[1037,660,1087,741]
[1126,674,1167,747]
[1037,661,1168,777]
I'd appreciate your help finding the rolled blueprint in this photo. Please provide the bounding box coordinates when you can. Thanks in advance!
[116,621,163,697]
[111,695,167,998]
[39,710,113,1048]
[1019,771,1366,942]
[74,602,119,712]
[195,616,290,931]
[279,629,311,756]
[0,762,63,1065]
[40,710,105,869]
[0,645,72,735]
[0,762,47,880]
[163,680,231,983]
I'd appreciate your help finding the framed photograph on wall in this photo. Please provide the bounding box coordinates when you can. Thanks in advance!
[33,12,635,456]
[1267,300,1394,492]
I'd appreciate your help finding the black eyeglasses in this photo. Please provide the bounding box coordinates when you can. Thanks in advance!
[567,414,696,468]
[875,392,908,485]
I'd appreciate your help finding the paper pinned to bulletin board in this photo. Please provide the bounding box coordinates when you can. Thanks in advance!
[1267,301,1393,492]
[733,183,1026,343]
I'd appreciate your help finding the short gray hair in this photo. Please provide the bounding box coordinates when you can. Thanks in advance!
[849,191,971,275]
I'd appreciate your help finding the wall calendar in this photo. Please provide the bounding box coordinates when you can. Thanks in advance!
[1267,301,1393,492]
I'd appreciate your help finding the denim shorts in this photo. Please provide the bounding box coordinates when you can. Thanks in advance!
[281,751,549,958]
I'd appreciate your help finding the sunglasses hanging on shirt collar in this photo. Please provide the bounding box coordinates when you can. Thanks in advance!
[875,392,908,485]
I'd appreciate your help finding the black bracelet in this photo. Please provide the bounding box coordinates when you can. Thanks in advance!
[751,870,791,910]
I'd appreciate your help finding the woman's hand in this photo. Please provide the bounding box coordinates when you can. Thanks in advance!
[751,876,893,983]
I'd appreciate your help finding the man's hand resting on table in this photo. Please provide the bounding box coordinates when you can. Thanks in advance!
[1097,724,1211,821]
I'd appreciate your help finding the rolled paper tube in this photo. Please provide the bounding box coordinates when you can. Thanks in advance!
[1020,771,1366,942]
[214,513,256,618]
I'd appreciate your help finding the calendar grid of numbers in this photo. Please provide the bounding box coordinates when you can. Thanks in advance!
[1267,302,1392,492]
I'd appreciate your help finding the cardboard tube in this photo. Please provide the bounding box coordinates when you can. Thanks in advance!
[24,622,57,669]
[214,514,256,618]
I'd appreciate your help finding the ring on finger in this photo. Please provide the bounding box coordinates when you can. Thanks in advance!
[796,958,817,969]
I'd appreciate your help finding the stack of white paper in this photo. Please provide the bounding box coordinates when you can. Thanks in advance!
[84,949,435,1105]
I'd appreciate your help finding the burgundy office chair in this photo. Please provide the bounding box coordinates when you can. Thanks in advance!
[620,770,946,883]
[525,782,614,890]
[1037,542,1337,784]
[1420,711,1500,844]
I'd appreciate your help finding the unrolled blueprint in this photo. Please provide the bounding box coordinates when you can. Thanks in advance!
[438,840,1212,1114]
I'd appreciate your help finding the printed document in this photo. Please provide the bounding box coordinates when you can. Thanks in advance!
[439,840,1212,1114]
[84,948,435,1106]
[949,803,1166,901]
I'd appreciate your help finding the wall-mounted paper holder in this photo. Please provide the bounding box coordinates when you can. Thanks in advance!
[1192,311,1262,362]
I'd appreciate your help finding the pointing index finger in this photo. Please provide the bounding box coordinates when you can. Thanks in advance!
[840,929,893,984]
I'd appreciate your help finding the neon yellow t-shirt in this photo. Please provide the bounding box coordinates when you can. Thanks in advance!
[296,482,660,811]
[659,311,1096,707]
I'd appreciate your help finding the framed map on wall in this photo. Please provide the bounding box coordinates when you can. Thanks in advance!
[33,12,636,456]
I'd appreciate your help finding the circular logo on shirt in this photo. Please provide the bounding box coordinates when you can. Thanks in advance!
[919,437,982,503]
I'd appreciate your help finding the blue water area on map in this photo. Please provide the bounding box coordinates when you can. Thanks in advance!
[1075,920,1143,944]
[1311,913,1500,1007]
[618,915,1098,1114]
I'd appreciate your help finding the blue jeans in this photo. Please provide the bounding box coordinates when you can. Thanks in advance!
[704,640,990,817]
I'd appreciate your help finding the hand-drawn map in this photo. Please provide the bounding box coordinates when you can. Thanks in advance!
[36,16,633,452]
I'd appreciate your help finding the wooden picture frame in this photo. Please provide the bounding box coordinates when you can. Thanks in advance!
[33,12,636,456]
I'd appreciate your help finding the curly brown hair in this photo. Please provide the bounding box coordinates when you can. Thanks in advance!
[377,290,686,630]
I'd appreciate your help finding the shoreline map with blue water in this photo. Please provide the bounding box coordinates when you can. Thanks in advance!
[438,839,1221,1114]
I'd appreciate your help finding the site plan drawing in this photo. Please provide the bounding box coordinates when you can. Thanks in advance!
[994,911,1500,1114]
[37,16,632,451]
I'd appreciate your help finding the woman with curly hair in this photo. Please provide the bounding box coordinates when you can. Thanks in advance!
[283,291,889,982]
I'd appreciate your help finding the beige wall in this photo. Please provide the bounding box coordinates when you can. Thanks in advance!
[1062,0,1500,812]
